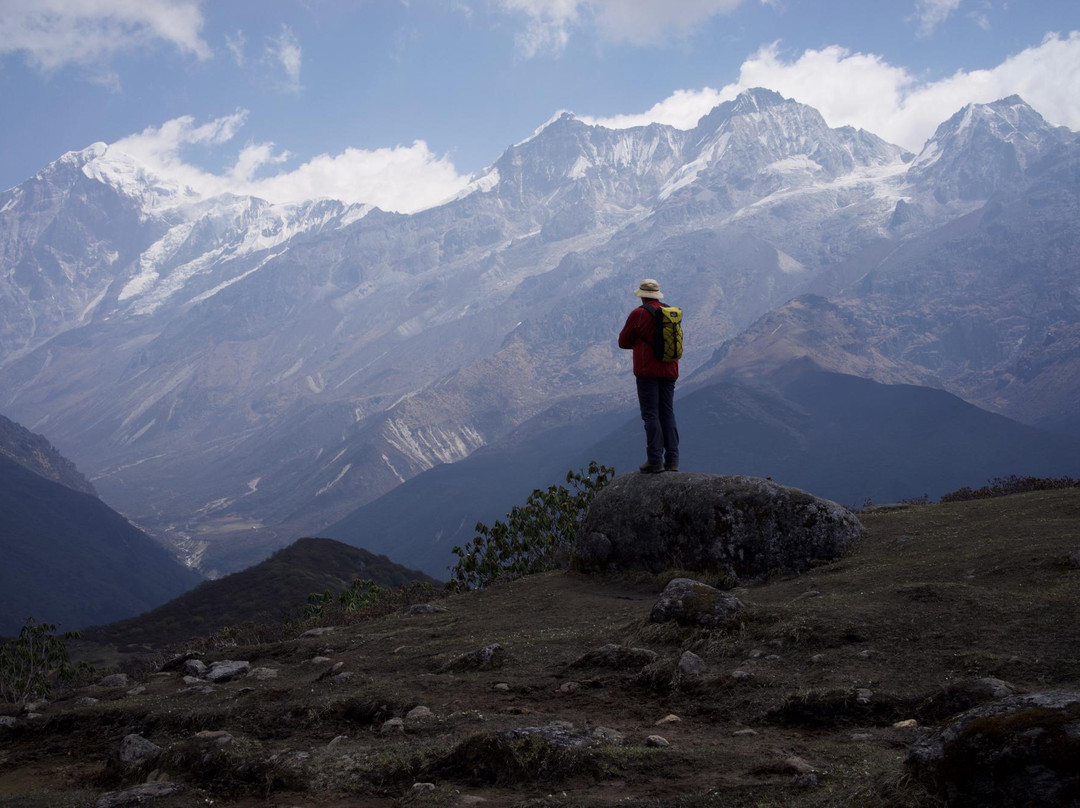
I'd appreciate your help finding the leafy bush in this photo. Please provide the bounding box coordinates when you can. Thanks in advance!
[448,461,615,591]
[940,475,1078,503]
[0,618,92,704]
[304,579,437,623]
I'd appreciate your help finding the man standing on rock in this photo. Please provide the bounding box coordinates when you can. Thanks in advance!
[619,279,679,473]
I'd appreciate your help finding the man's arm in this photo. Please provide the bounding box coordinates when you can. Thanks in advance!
[618,309,642,349]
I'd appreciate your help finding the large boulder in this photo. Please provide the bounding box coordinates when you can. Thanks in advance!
[907,691,1080,807]
[571,473,861,578]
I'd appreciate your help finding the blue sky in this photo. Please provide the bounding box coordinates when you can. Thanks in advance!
[1,0,1078,212]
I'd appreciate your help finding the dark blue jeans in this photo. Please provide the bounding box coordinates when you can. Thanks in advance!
[636,377,679,465]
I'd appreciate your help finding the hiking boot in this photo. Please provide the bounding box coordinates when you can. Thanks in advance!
[664,461,679,472]
[639,461,665,474]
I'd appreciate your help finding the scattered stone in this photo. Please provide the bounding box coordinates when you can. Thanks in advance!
[732,728,758,737]
[572,473,862,578]
[246,666,279,680]
[678,651,707,675]
[97,673,129,688]
[855,688,874,704]
[405,603,449,614]
[93,782,181,807]
[791,773,819,789]
[328,735,347,748]
[76,697,100,707]
[908,690,1080,807]
[331,672,355,685]
[646,735,670,748]
[23,700,49,713]
[126,686,146,696]
[783,755,818,775]
[591,726,626,744]
[205,660,250,683]
[181,675,201,685]
[569,643,658,670]
[0,716,17,728]
[559,681,581,694]
[412,782,436,791]
[406,706,435,722]
[381,718,405,735]
[301,627,334,637]
[442,643,506,673]
[894,719,918,728]
[655,714,681,725]
[118,734,161,766]
[550,720,574,731]
[492,682,511,694]
[731,670,752,680]
[310,656,333,664]
[183,659,208,678]
[650,578,745,628]
[444,726,593,784]
[809,654,826,664]
[159,651,201,673]
[857,649,873,660]
[916,677,1020,722]
[194,730,233,746]
[314,661,346,682]
[850,732,874,742]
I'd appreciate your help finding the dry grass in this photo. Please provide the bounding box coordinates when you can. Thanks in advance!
[1,489,1077,807]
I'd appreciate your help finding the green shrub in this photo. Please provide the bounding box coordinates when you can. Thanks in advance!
[940,474,1078,503]
[304,579,437,623]
[448,461,615,591]
[0,618,93,705]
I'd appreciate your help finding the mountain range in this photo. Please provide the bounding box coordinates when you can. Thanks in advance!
[1,88,1077,578]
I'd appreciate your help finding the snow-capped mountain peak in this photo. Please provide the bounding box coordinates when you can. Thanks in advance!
[908,95,1069,202]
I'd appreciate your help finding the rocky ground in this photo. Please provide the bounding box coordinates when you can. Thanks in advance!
[2,488,1079,807]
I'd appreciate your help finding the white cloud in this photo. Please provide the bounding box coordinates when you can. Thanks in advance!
[0,0,210,71]
[581,32,1080,152]
[580,87,732,129]
[266,24,302,93]
[225,29,246,67]
[912,0,963,36]
[107,113,472,214]
[495,0,753,56]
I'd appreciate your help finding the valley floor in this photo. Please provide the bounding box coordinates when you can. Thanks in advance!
[2,489,1079,807]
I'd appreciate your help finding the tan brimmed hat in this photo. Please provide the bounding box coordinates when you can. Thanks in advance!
[633,278,663,299]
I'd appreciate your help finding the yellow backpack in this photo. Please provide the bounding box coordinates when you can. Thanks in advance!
[642,303,683,362]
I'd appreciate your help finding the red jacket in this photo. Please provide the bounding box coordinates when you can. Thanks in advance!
[619,300,679,379]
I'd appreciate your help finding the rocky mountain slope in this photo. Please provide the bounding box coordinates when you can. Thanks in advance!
[0,448,201,636]
[0,413,95,495]
[1,89,1076,575]
[1,486,1077,806]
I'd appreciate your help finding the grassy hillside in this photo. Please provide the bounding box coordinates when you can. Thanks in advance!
[2,488,1078,806]
[85,537,439,650]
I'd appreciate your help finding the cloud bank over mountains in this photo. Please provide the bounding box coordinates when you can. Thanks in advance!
[99,31,1080,214]
[6,2,1075,214]
[583,33,1080,152]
